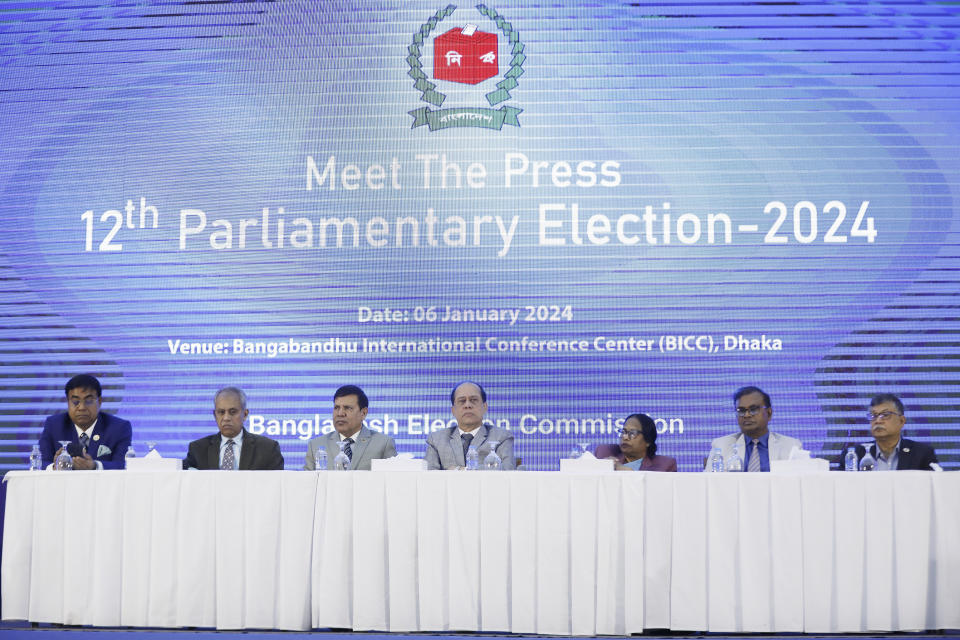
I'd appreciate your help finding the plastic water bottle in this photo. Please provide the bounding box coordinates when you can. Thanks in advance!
[710,447,724,472]
[29,445,42,471]
[844,449,858,471]
[125,445,137,468]
[314,447,327,470]
[725,450,743,472]
[465,445,479,470]
[858,448,876,471]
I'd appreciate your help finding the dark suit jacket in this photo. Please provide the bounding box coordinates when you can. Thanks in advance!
[182,429,284,470]
[38,411,132,469]
[840,438,938,470]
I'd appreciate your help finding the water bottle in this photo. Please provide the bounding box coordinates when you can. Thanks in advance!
[710,447,724,473]
[465,445,479,470]
[725,450,743,472]
[858,448,876,471]
[125,444,137,469]
[844,448,858,471]
[314,447,327,471]
[29,445,42,471]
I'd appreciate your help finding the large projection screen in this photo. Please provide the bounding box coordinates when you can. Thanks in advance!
[2,1,958,472]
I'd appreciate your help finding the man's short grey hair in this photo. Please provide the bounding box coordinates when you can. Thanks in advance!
[215,386,247,409]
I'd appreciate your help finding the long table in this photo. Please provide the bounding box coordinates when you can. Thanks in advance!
[2,470,958,634]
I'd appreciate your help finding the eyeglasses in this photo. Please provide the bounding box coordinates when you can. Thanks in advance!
[616,429,643,440]
[69,397,99,408]
[735,405,767,417]
[868,411,901,423]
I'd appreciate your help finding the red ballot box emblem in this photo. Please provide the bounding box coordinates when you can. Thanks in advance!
[433,24,498,85]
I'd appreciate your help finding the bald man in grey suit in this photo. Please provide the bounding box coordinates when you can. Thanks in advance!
[425,381,515,470]
[303,385,396,470]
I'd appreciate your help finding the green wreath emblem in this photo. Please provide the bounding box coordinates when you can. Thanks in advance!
[407,4,524,131]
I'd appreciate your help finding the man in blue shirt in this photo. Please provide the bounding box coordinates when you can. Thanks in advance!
[704,386,802,472]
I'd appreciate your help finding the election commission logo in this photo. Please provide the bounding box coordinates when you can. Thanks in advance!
[407,4,524,131]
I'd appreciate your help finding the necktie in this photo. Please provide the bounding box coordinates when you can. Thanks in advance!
[343,438,354,463]
[79,433,90,454]
[748,438,761,472]
[221,439,235,470]
[461,432,474,462]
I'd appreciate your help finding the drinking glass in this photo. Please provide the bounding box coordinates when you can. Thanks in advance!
[55,440,73,471]
[482,440,502,470]
[333,440,350,471]
[725,451,743,472]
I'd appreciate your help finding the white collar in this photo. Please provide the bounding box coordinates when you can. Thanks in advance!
[339,428,362,442]
[221,429,244,445]
[74,419,98,439]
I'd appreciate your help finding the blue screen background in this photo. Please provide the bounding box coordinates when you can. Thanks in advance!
[1,1,958,471]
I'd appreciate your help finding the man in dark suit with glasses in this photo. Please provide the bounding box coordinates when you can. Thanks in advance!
[841,393,939,471]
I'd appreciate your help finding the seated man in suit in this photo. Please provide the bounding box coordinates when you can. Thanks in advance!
[303,385,396,470]
[704,386,802,472]
[841,393,938,470]
[425,381,515,470]
[38,374,132,470]
[183,386,284,470]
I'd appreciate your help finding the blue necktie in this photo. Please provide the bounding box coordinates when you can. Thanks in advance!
[343,438,354,462]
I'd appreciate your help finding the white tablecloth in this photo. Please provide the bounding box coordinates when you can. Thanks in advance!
[3,470,958,633]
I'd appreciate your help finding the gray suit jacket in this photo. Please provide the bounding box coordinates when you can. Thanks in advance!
[425,423,515,470]
[703,430,802,472]
[303,426,396,470]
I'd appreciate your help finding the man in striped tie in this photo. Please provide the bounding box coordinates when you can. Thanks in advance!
[303,385,397,471]
[703,386,802,472]
[182,387,284,470]
[37,374,133,470]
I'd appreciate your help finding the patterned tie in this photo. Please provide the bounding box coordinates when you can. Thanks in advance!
[748,438,762,472]
[461,433,474,462]
[79,433,90,454]
[343,438,354,463]
[221,439,235,470]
